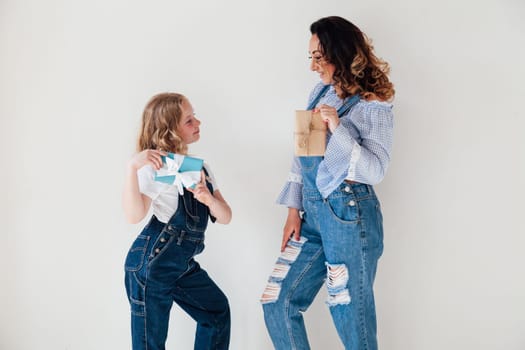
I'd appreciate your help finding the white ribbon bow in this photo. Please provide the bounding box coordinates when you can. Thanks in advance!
[155,154,202,195]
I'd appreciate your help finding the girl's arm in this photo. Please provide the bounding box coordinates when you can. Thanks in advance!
[188,171,232,224]
[207,190,232,225]
[122,150,165,224]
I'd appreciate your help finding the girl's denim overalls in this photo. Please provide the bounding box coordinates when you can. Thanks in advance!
[263,87,384,350]
[124,175,230,350]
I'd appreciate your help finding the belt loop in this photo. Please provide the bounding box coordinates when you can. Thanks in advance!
[177,231,185,246]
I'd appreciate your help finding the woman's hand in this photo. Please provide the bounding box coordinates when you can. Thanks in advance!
[128,149,167,171]
[281,208,302,252]
[315,104,339,133]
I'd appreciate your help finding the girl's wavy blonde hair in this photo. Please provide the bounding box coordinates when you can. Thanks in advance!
[137,92,188,154]
[311,16,395,101]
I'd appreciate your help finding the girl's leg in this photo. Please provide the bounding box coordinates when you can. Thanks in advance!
[125,226,176,350]
[172,260,230,350]
[261,217,326,350]
[125,225,212,350]
[125,269,174,350]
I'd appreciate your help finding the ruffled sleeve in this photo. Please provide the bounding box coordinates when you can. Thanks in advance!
[276,156,304,210]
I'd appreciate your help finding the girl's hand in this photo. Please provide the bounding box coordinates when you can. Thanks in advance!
[281,208,302,252]
[188,172,232,224]
[123,149,165,224]
[187,171,214,206]
[315,104,339,133]
[129,149,167,171]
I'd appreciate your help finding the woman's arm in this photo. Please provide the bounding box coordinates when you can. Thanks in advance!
[276,156,304,210]
[316,102,393,196]
[281,208,302,252]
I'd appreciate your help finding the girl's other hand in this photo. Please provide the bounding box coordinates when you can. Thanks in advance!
[187,170,214,206]
[129,149,167,171]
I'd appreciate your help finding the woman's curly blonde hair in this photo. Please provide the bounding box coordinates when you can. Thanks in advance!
[137,92,188,154]
[311,16,395,101]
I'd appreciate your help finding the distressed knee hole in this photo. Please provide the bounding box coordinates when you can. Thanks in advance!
[260,282,281,304]
[326,263,351,306]
[269,263,291,281]
[260,237,308,304]
[278,236,308,264]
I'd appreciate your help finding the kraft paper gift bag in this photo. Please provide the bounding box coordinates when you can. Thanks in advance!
[294,110,327,156]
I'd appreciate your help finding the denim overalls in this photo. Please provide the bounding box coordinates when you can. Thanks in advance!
[124,174,230,350]
[263,87,384,350]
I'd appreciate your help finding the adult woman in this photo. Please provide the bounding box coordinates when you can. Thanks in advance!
[261,16,395,350]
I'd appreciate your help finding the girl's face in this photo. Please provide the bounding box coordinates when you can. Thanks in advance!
[177,99,201,145]
[309,34,336,85]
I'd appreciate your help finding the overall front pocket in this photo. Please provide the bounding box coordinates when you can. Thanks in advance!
[325,195,359,224]
[124,235,150,272]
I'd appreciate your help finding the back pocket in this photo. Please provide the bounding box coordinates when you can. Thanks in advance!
[125,235,150,272]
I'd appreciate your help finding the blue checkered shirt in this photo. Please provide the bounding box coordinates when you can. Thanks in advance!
[277,82,394,209]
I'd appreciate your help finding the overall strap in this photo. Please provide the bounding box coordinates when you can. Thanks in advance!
[306,85,330,110]
[337,94,360,117]
[306,84,360,117]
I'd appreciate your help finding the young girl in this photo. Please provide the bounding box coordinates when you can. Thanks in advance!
[123,92,231,350]
[261,16,395,350]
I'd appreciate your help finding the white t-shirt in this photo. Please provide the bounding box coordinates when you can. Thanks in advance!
[137,162,218,223]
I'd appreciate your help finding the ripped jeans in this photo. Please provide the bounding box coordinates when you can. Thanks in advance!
[261,182,384,350]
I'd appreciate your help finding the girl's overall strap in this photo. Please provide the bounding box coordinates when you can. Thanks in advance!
[306,84,330,110]
[337,94,360,117]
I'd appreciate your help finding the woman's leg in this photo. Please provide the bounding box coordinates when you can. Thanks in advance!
[320,185,384,350]
[261,214,326,350]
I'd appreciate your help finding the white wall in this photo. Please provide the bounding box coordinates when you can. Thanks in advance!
[1,0,524,349]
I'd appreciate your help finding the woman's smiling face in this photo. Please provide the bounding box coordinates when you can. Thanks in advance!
[309,34,335,85]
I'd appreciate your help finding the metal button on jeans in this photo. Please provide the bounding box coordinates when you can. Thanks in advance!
[348,200,356,206]
[344,186,351,193]
[160,237,166,243]
[155,248,161,254]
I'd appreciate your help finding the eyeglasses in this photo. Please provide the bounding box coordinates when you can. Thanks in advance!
[308,54,326,64]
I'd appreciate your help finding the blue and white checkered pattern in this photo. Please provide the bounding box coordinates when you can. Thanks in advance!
[277,82,394,209]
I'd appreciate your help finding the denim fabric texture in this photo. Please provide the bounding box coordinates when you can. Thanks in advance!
[125,177,230,350]
[263,88,384,349]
